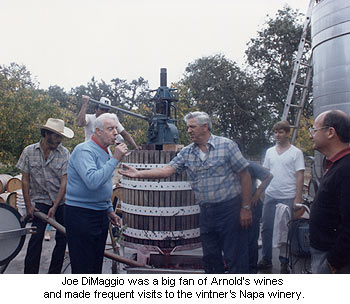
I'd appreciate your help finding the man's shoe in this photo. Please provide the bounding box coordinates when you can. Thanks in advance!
[280,263,290,274]
[257,259,272,269]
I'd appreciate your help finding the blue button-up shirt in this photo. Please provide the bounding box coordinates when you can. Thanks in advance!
[169,134,249,204]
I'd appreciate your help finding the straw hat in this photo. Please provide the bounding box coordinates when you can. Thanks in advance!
[39,118,74,138]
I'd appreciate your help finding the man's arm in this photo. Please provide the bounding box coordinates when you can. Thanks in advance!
[47,174,67,218]
[294,170,304,207]
[252,173,273,206]
[120,164,175,179]
[21,172,37,218]
[239,167,252,229]
[120,129,139,150]
[77,95,89,127]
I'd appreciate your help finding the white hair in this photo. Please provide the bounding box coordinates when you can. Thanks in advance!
[95,113,118,132]
[184,111,212,131]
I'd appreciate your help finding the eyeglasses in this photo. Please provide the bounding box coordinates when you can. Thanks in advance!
[308,126,329,136]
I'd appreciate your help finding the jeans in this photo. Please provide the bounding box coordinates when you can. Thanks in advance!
[24,203,66,274]
[65,205,109,274]
[311,246,350,274]
[200,197,249,274]
[248,199,263,273]
[261,195,294,263]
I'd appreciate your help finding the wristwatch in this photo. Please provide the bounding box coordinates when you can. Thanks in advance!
[241,205,251,211]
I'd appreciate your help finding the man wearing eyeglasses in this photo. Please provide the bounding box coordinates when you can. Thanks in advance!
[309,110,350,274]
[77,95,138,149]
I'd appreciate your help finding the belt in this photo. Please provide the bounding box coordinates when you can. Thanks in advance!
[199,196,240,209]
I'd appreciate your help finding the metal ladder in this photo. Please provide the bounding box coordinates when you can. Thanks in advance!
[281,0,315,144]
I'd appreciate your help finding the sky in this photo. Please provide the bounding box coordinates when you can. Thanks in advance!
[1,0,310,91]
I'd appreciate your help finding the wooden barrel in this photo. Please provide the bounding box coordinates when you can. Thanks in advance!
[6,175,22,192]
[0,192,17,209]
[120,150,200,250]
[0,174,13,194]
[15,189,26,216]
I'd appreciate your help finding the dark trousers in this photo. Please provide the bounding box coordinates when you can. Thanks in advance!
[200,197,249,274]
[248,200,263,273]
[65,205,109,274]
[24,203,66,274]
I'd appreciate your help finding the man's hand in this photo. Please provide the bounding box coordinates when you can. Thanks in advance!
[119,164,140,178]
[113,143,128,161]
[26,204,39,219]
[82,95,90,106]
[240,208,252,229]
[47,205,57,219]
[108,212,121,227]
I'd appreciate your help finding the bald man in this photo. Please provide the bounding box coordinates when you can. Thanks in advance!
[309,110,350,274]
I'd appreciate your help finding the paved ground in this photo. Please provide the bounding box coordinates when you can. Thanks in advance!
[2,223,310,274]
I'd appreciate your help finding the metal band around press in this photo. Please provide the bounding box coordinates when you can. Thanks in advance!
[120,179,192,191]
[120,201,199,216]
[123,227,200,240]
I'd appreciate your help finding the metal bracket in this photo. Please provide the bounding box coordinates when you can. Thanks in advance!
[0,227,35,240]
[120,179,192,191]
[121,201,199,216]
[123,227,200,240]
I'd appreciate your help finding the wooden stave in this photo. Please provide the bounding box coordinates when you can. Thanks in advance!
[121,150,200,249]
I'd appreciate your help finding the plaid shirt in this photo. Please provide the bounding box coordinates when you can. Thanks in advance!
[169,134,249,204]
[16,141,70,206]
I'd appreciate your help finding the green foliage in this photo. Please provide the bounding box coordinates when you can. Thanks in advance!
[180,54,269,155]
[245,6,312,130]
[0,63,83,165]
[0,5,312,163]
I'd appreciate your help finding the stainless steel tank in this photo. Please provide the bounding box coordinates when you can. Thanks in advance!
[311,0,350,183]
[312,0,350,117]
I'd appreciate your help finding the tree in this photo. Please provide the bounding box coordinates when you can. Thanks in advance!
[245,6,312,133]
[180,54,269,155]
[0,63,83,165]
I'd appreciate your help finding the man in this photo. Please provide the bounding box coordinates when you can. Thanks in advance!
[65,113,127,274]
[309,110,350,274]
[77,95,139,149]
[120,111,252,273]
[258,121,305,274]
[16,118,74,273]
[247,161,273,274]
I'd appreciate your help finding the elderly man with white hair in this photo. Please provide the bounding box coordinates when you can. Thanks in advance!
[65,113,128,274]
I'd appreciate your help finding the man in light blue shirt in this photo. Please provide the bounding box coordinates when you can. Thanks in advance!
[120,111,252,273]
[65,113,128,274]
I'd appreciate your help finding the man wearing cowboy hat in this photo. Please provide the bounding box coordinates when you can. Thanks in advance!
[77,95,139,149]
[16,118,74,273]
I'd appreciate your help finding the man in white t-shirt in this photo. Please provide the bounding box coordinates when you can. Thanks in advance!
[258,121,305,274]
[77,95,139,149]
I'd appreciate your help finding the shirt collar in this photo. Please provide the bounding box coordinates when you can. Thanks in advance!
[324,147,350,174]
[190,134,215,152]
[91,135,109,154]
[35,140,62,153]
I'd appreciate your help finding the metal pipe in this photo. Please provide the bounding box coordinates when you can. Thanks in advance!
[160,68,167,86]
[89,98,149,121]
[33,211,145,268]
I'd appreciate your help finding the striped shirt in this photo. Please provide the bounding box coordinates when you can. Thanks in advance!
[16,141,70,206]
[169,134,249,204]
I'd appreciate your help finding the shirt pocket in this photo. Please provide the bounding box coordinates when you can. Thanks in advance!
[48,160,63,177]
[207,159,225,177]
[30,161,42,176]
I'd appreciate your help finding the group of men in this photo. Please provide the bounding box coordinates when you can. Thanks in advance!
[16,93,350,274]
